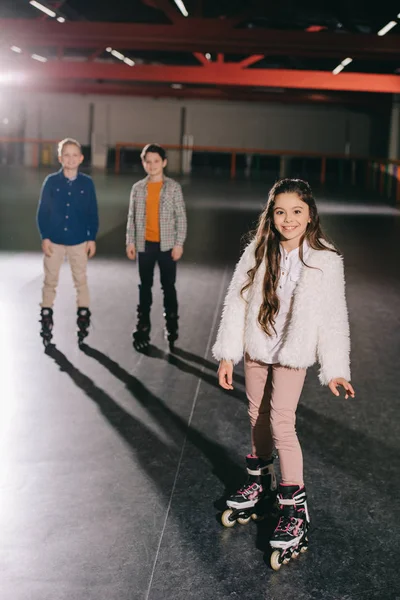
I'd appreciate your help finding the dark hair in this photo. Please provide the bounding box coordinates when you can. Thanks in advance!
[242,178,339,336]
[141,143,167,161]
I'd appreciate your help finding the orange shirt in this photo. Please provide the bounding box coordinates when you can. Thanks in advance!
[145,181,163,242]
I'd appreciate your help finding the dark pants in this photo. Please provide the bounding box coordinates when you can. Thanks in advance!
[138,242,178,316]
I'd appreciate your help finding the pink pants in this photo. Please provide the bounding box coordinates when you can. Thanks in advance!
[244,355,306,485]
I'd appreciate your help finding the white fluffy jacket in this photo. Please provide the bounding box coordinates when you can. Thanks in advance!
[212,241,351,385]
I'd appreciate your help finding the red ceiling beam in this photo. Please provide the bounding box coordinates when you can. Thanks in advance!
[13,62,400,93]
[1,19,399,59]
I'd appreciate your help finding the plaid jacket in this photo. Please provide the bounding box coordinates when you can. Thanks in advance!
[126,175,187,252]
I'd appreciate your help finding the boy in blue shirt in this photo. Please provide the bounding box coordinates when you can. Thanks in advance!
[37,138,99,346]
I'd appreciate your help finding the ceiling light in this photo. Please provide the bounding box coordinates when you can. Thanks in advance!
[377,21,397,36]
[205,53,211,60]
[341,57,353,66]
[10,46,22,53]
[123,57,135,66]
[31,54,48,63]
[173,0,189,17]
[29,1,56,18]
[57,16,66,23]
[111,49,125,60]
[171,83,183,89]
[332,64,344,75]
[106,47,112,53]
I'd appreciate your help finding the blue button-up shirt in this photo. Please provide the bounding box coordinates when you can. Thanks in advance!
[37,169,99,245]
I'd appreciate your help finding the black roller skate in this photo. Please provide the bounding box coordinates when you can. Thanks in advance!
[133,308,151,352]
[164,312,179,349]
[269,484,310,571]
[39,307,54,347]
[221,455,277,528]
[77,307,91,346]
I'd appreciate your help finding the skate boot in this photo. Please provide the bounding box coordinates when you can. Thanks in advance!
[133,308,151,352]
[163,312,179,349]
[77,307,91,346]
[269,484,310,570]
[221,455,277,528]
[40,307,54,347]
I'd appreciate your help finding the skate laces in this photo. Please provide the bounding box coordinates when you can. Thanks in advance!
[236,481,262,497]
[275,515,303,534]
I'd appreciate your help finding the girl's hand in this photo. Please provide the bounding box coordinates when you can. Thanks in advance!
[171,245,183,261]
[126,244,136,260]
[87,241,96,258]
[328,378,355,399]
[218,359,234,390]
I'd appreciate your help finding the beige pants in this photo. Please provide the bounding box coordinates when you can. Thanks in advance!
[244,355,307,485]
[41,242,90,308]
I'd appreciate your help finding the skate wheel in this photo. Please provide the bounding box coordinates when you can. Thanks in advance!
[237,516,251,525]
[251,513,264,522]
[292,550,299,559]
[300,545,308,553]
[221,509,236,528]
[270,550,282,571]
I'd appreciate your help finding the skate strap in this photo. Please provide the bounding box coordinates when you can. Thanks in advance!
[247,468,262,476]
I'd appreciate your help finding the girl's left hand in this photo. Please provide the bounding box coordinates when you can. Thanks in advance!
[328,378,355,399]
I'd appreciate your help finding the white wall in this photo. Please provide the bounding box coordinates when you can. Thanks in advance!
[0,91,371,160]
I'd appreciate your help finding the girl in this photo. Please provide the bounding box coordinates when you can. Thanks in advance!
[212,178,355,570]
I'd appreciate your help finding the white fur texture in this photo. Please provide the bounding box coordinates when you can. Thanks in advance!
[212,241,351,385]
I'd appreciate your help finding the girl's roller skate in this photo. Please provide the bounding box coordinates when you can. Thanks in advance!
[269,484,310,571]
[77,307,91,346]
[40,307,54,347]
[133,308,151,352]
[221,455,277,527]
[164,312,179,350]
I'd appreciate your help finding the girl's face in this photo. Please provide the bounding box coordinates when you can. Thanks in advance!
[272,192,311,244]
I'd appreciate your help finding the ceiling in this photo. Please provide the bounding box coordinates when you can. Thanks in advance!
[0,0,399,109]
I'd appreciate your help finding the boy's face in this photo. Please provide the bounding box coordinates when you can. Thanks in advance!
[58,144,84,170]
[142,151,167,178]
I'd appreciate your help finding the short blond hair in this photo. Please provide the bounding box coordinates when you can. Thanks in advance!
[58,137,82,156]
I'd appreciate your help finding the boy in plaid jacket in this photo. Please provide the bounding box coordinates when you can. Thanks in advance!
[126,143,187,350]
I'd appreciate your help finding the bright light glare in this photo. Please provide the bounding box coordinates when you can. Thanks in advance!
[29,1,56,18]
[173,0,189,17]
[106,47,112,53]
[332,64,344,75]
[205,53,211,60]
[31,54,48,63]
[111,49,124,60]
[57,17,66,23]
[0,72,25,84]
[341,57,353,66]
[10,46,22,53]
[123,57,135,66]
[377,21,397,36]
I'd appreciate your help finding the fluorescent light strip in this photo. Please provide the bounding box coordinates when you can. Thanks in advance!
[332,64,344,75]
[341,57,353,67]
[31,54,48,63]
[173,0,189,17]
[111,49,125,60]
[123,57,135,66]
[29,1,56,18]
[57,17,66,23]
[10,46,22,53]
[377,21,397,36]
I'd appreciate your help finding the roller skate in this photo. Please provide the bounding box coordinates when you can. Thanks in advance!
[77,307,91,346]
[133,308,151,352]
[39,307,54,347]
[269,484,310,571]
[221,455,277,528]
[164,312,179,350]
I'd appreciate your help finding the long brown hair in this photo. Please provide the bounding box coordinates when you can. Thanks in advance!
[241,178,339,336]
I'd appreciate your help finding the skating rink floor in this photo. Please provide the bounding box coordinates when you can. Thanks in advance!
[1,168,399,600]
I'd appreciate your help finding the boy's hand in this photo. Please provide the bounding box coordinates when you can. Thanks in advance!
[218,360,234,390]
[42,239,53,257]
[126,243,136,260]
[171,245,183,261]
[328,378,355,399]
[87,241,96,259]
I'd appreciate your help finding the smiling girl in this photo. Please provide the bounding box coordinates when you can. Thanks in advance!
[212,178,355,569]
